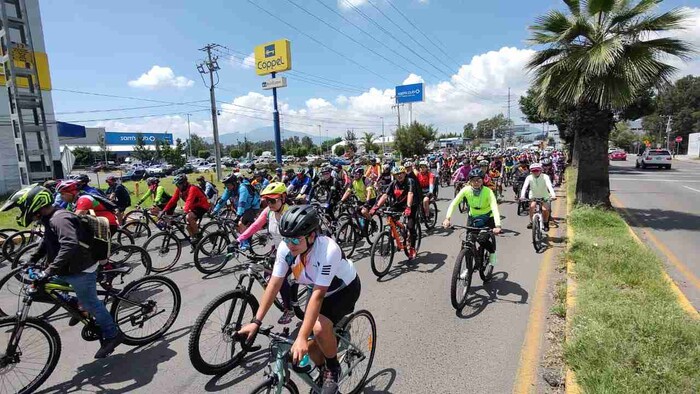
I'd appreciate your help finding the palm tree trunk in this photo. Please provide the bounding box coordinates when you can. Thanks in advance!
[571,102,613,206]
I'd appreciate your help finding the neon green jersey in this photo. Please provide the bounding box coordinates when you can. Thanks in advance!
[445,185,501,227]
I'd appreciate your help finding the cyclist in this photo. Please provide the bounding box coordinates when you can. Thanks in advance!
[74,174,105,196]
[487,162,503,200]
[272,167,284,183]
[58,180,119,233]
[105,175,131,224]
[443,168,502,266]
[212,174,239,217]
[365,158,382,183]
[160,174,210,243]
[196,175,219,206]
[541,158,556,183]
[519,163,557,231]
[236,205,361,394]
[416,161,436,219]
[314,166,343,219]
[340,167,377,227]
[370,166,419,260]
[136,177,171,214]
[503,155,515,184]
[0,185,123,358]
[288,168,313,203]
[452,161,471,188]
[251,170,270,192]
[235,174,262,233]
[236,182,296,324]
[377,164,393,194]
[332,164,350,188]
[513,157,530,199]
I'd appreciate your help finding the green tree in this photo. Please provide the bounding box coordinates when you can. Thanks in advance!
[72,146,94,165]
[187,133,208,157]
[526,0,692,205]
[344,130,357,153]
[440,132,460,138]
[321,137,342,154]
[361,132,377,153]
[475,114,513,139]
[394,122,438,157]
[132,134,152,162]
[229,148,242,159]
[301,136,314,150]
[254,148,263,156]
[198,150,211,159]
[463,123,475,139]
[520,88,575,157]
[334,145,345,156]
[294,147,308,158]
[610,122,639,152]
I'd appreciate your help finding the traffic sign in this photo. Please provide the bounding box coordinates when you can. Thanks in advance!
[262,77,287,90]
[254,39,292,76]
[675,136,682,143]
[395,83,424,104]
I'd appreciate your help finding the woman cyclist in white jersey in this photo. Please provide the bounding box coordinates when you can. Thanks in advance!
[236,205,361,394]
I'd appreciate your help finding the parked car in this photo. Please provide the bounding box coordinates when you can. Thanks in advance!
[196,163,215,173]
[120,169,147,182]
[329,157,350,166]
[172,164,194,175]
[635,148,672,169]
[240,160,254,169]
[609,150,627,161]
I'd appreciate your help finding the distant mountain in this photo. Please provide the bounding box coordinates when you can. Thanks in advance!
[204,127,335,145]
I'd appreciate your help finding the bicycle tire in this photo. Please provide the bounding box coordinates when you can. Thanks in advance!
[336,220,359,258]
[338,309,377,394]
[423,201,438,231]
[364,213,383,245]
[532,215,542,252]
[143,232,181,272]
[0,267,60,319]
[110,275,181,346]
[0,316,61,394]
[250,378,300,394]
[111,244,152,278]
[2,230,40,262]
[193,231,231,275]
[188,290,259,375]
[121,220,152,241]
[450,247,474,309]
[370,231,394,278]
[480,248,494,282]
[110,229,135,265]
[458,197,468,214]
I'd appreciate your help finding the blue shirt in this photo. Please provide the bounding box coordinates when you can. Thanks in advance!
[212,187,236,214]
[237,180,261,215]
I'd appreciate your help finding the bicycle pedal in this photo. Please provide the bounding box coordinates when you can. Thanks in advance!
[244,344,262,352]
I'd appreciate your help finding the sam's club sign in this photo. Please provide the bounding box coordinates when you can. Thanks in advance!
[395,83,424,104]
[105,132,173,145]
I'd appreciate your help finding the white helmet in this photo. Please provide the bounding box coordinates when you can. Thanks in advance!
[530,163,542,171]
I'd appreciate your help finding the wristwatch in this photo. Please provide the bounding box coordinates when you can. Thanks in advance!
[251,318,263,326]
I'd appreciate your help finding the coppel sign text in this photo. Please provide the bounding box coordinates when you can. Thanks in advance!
[254,39,292,76]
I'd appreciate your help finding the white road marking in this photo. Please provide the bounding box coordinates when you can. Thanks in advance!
[610,178,700,182]
[683,185,700,193]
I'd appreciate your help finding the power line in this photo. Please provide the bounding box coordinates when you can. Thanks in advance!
[53,100,209,115]
[52,88,210,105]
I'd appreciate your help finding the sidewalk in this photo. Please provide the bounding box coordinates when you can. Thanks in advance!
[674,155,700,164]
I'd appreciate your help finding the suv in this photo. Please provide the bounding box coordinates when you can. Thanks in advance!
[636,148,672,169]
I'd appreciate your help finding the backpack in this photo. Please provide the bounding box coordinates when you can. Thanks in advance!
[83,191,119,213]
[77,214,111,261]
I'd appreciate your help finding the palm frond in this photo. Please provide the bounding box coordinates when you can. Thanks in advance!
[609,0,659,27]
[526,48,566,70]
[587,0,617,16]
[583,37,624,76]
[531,10,574,35]
[632,37,694,60]
[620,9,688,35]
[563,0,581,16]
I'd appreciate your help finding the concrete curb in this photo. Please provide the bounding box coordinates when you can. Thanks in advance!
[674,156,700,165]
[564,195,581,394]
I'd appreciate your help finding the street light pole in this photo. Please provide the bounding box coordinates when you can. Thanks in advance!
[318,124,322,155]
[197,43,223,181]
[380,116,385,154]
[186,113,192,159]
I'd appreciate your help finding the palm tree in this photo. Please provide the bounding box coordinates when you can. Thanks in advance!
[526,0,692,205]
[361,132,377,154]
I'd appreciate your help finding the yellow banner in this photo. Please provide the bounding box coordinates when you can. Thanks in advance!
[0,51,52,90]
[254,39,291,76]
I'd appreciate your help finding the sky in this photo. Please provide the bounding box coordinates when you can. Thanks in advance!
[40,0,700,143]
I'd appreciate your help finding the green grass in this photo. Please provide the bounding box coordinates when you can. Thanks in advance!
[551,279,567,318]
[565,168,700,393]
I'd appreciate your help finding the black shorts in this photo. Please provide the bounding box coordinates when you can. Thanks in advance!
[240,209,259,226]
[320,275,361,326]
[192,207,208,220]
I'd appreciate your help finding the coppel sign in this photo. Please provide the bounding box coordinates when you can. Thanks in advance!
[104,132,174,145]
[254,39,292,76]
[395,83,425,104]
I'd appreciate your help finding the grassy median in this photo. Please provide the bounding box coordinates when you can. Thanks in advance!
[565,169,700,393]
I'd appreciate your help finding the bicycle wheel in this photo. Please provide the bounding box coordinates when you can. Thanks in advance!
[110,229,135,265]
[121,220,151,242]
[250,378,300,394]
[193,231,231,275]
[414,221,423,254]
[423,201,438,231]
[2,230,40,262]
[0,268,60,319]
[336,220,359,258]
[110,275,181,346]
[450,248,474,310]
[188,290,259,375]
[370,231,394,278]
[480,248,494,282]
[458,198,468,214]
[143,232,181,272]
[532,215,542,252]
[337,309,377,394]
[364,213,383,245]
[290,283,310,320]
[517,200,524,216]
[111,244,152,279]
[0,316,61,394]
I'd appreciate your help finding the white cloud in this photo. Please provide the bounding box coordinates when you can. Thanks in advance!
[418,0,430,4]
[128,66,194,89]
[338,0,367,10]
[229,52,255,69]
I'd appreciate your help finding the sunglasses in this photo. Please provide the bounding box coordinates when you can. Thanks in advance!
[265,197,281,204]
[283,236,303,245]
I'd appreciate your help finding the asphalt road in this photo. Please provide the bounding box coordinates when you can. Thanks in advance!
[0,182,567,394]
[610,158,700,310]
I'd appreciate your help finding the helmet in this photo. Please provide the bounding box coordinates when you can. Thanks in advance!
[542,158,552,165]
[404,161,413,167]
[253,170,263,177]
[458,162,465,167]
[173,174,188,186]
[146,177,159,186]
[56,180,80,194]
[76,174,90,184]
[279,205,319,237]
[222,174,237,185]
[375,158,381,164]
[468,168,485,179]
[353,167,364,175]
[476,156,484,162]
[0,185,54,227]
[382,164,390,173]
[530,163,543,171]
[276,167,283,173]
[261,182,287,197]
[479,160,489,167]
[296,168,305,175]
[43,180,58,194]
[321,166,332,174]
[418,160,428,168]
[106,175,117,183]
[392,165,405,175]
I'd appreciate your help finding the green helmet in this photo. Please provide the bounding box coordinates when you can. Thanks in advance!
[0,184,53,227]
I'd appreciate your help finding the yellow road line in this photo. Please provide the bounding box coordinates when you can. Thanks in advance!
[611,195,700,319]
[512,196,564,394]
[565,199,581,394]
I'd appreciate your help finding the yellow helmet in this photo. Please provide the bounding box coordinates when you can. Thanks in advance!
[261,182,287,197]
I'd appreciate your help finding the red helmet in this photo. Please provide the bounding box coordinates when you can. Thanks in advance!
[56,179,80,194]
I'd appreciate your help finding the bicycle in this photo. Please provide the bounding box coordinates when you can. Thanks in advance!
[526,198,551,253]
[1,223,43,262]
[335,201,383,258]
[369,209,423,278]
[193,219,273,275]
[0,265,181,394]
[121,206,162,241]
[438,167,451,187]
[142,213,209,272]
[188,253,307,375]
[453,180,469,214]
[514,181,529,216]
[450,226,495,310]
[249,310,377,394]
[418,192,438,231]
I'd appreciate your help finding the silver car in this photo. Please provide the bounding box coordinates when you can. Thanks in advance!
[635,148,672,169]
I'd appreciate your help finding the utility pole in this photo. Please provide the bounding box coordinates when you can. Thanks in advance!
[665,115,672,150]
[380,116,385,154]
[197,43,223,180]
[504,87,511,149]
[318,124,322,156]
[186,113,192,159]
[392,103,402,129]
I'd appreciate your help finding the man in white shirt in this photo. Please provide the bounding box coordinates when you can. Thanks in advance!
[519,163,557,231]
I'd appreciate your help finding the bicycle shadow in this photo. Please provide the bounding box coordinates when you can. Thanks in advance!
[456,272,529,319]
[203,348,271,392]
[377,253,447,283]
[362,368,398,393]
[35,325,191,394]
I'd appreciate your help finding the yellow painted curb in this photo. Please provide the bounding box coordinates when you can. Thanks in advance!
[565,195,581,394]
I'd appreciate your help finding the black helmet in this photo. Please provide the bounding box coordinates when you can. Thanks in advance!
[76,174,90,184]
[468,168,485,180]
[146,177,159,186]
[222,174,237,185]
[542,158,552,165]
[0,184,54,227]
[279,205,320,238]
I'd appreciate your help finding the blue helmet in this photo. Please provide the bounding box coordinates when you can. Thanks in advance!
[468,168,485,179]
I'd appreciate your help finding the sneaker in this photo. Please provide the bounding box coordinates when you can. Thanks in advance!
[489,253,497,266]
[408,247,417,260]
[544,224,550,232]
[277,309,295,325]
[69,316,81,327]
[321,365,341,394]
[94,332,124,359]
[239,239,251,251]
[527,222,533,229]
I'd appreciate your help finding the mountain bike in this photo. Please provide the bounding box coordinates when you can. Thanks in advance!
[121,206,162,241]
[335,201,383,258]
[0,265,181,394]
[450,226,494,310]
[439,167,451,187]
[193,219,272,275]
[527,198,550,253]
[188,253,307,375]
[514,181,528,215]
[249,310,377,394]
[1,223,43,262]
[453,180,468,214]
[418,193,438,231]
[142,213,211,272]
[369,210,422,278]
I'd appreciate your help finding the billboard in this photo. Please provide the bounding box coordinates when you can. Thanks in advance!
[254,39,292,76]
[688,132,700,158]
[105,132,173,145]
[395,83,424,104]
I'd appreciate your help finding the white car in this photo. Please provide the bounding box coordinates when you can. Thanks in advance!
[196,164,214,173]
[635,148,672,169]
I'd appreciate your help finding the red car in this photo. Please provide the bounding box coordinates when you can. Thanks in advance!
[609,150,627,161]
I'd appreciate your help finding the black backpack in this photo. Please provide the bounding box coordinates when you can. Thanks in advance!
[83,191,119,213]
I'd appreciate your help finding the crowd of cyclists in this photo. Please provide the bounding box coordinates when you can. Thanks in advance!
[0,145,565,394]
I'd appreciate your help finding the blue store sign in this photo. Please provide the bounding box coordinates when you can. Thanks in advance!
[395,83,424,104]
[105,132,173,145]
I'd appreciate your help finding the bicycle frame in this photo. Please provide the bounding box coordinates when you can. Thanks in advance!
[385,214,408,252]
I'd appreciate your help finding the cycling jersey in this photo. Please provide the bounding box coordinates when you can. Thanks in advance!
[74,195,118,227]
[513,166,530,182]
[272,235,357,297]
[237,180,261,216]
[289,175,312,195]
[416,171,435,193]
[520,174,556,201]
[163,184,211,214]
[137,185,170,207]
[364,164,381,181]
[348,178,376,202]
[212,186,237,215]
[446,186,502,227]
[386,177,419,210]
[452,165,471,183]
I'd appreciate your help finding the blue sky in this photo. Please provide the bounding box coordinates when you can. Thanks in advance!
[40,0,700,141]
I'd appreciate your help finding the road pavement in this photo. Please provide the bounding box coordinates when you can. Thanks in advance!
[609,158,700,310]
[0,182,567,394]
